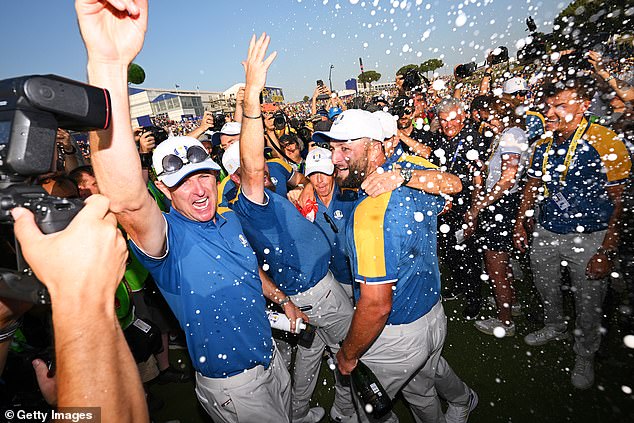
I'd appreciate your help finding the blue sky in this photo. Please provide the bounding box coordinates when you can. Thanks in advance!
[0,0,567,101]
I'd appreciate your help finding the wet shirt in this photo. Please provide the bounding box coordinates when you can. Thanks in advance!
[346,187,444,325]
[231,189,332,295]
[130,207,273,378]
[528,121,631,234]
[486,126,530,193]
[426,124,488,215]
[314,184,358,285]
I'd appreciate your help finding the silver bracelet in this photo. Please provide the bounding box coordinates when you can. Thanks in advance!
[0,320,21,343]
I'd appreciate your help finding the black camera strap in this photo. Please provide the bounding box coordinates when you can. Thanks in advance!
[265,132,295,164]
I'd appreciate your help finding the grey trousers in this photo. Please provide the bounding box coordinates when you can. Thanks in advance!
[531,225,608,357]
[357,300,449,423]
[290,271,355,419]
[194,347,291,423]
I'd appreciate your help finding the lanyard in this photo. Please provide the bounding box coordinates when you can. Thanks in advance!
[449,139,464,171]
[540,119,589,197]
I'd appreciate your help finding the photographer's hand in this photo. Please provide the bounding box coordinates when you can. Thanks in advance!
[138,131,156,153]
[11,195,147,422]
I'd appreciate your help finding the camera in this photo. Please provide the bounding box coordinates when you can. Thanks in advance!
[0,74,111,304]
[489,46,509,65]
[140,125,168,144]
[212,112,226,132]
[455,62,477,79]
[402,69,429,93]
[273,111,288,131]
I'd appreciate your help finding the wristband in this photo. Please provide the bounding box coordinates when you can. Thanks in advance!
[62,145,77,155]
[604,75,616,83]
[0,319,22,343]
[400,167,413,185]
[243,112,262,120]
[279,297,291,307]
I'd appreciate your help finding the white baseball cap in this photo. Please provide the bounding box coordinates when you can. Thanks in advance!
[372,110,398,140]
[305,147,335,177]
[221,141,241,175]
[503,77,529,94]
[152,136,220,187]
[220,121,242,136]
[312,109,383,144]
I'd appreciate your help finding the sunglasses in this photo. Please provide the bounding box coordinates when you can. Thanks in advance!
[159,145,209,176]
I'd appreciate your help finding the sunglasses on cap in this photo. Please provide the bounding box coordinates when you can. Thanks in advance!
[158,145,210,176]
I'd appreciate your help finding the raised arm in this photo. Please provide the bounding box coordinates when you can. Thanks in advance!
[187,110,215,140]
[239,34,277,203]
[77,0,165,256]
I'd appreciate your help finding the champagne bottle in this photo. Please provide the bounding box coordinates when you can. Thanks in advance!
[350,360,392,419]
[265,310,316,348]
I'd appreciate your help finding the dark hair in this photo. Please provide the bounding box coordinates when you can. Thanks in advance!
[68,165,95,184]
[489,97,526,130]
[540,75,596,102]
[470,95,494,112]
[279,133,299,147]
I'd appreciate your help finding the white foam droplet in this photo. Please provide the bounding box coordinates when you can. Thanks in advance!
[350,0,360,4]
[455,11,467,27]
[493,326,506,338]
[439,224,450,233]
[432,79,446,90]
[414,212,425,222]
[624,335,634,349]
[622,385,632,395]
[466,149,479,161]
[199,356,207,363]
[365,404,374,413]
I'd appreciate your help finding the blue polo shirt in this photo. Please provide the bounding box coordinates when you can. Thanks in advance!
[314,184,358,286]
[268,158,294,199]
[129,207,273,378]
[528,121,631,234]
[526,110,545,143]
[346,187,444,325]
[231,189,332,295]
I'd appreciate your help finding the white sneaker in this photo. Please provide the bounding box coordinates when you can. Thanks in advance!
[474,318,515,337]
[524,326,568,346]
[329,406,358,423]
[487,296,521,316]
[445,388,478,423]
[571,355,595,390]
[294,407,325,423]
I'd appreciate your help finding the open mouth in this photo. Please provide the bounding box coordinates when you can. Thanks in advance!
[192,198,209,210]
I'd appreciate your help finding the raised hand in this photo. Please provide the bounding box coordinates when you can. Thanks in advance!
[75,0,147,65]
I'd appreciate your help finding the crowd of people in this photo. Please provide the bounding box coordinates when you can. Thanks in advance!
[1,1,633,422]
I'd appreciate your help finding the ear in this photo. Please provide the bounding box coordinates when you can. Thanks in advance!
[368,141,385,163]
[154,180,173,201]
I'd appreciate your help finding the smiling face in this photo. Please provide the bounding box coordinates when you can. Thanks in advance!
[309,172,335,200]
[438,107,466,140]
[158,171,218,222]
[330,138,371,189]
[542,89,590,139]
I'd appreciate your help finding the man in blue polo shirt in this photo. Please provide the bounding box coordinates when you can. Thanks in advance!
[514,76,631,390]
[232,34,356,423]
[78,7,294,421]
[304,147,358,299]
[314,109,476,423]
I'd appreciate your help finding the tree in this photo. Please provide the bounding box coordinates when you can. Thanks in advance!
[396,64,419,76]
[551,0,634,50]
[127,63,145,85]
[303,95,310,102]
[358,70,381,85]
[420,59,444,77]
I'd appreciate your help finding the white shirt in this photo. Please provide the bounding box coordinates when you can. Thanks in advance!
[486,126,530,194]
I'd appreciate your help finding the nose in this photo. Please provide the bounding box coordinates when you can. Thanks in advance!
[331,149,346,167]
[190,178,206,196]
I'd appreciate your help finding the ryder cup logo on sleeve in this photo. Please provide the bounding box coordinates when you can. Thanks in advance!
[334,209,344,220]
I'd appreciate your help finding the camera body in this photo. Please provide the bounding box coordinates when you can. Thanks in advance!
[140,125,168,144]
[212,113,226,132]
[273,111,288,131]
[0,74,111,304]
[455,62,477,79]
[0,75,110,178]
